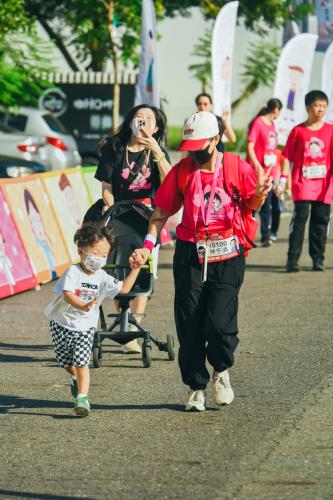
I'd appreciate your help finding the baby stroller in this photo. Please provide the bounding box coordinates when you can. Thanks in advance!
[91,200,175,368]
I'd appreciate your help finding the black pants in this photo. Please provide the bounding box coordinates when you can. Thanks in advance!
[260,190,273,241]
[271,192,281,235]
[173,240,246,390]
[288,201,331,264]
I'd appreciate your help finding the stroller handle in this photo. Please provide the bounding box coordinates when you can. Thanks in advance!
[103,255,154,273]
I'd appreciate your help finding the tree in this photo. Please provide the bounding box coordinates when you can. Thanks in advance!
[24,0,313,127]
[231,41,280,112]
[0,1,54,108]
[0,31,55,107]
[188,27,212,93]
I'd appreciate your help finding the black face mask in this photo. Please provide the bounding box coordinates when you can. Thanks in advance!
[190,144,214,165]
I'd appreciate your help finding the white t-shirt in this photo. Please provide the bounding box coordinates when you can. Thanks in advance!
[44,264,123,331]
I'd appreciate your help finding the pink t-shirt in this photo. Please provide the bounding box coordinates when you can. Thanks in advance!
[283,122,333,204]
[248,116,279,179]
[153,156,256,245]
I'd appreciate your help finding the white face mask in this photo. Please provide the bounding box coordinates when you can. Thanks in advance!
[83,251,107,272]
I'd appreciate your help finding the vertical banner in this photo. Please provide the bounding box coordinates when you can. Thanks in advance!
[274,33,318,145]
[316,0,333,52]
[134,0,160,107]
[0,187,37,298]
[1,176,70,283]
[212,1,239,117]
[322,41,333,123]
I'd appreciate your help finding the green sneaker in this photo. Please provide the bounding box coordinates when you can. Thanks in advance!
[74,396,90,417]
[70,379,78,399]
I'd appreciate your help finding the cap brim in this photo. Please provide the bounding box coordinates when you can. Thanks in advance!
[176,138,209,151]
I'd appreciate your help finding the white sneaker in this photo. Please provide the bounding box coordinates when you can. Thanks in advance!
[123,324,142,354]
[123,339,141,354]
[185,390,206,412]
[212,370,234,406]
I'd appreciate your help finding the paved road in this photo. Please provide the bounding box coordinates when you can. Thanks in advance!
[0,216,332,500]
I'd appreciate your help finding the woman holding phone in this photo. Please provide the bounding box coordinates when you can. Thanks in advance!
[95,104,171,353]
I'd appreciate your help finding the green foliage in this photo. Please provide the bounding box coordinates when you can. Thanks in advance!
[232,41,280,111]
[200,0,313,35]
[188,27,212,93]
[0,0,30,39]
[0,29,55,107]
[167,124,183,150]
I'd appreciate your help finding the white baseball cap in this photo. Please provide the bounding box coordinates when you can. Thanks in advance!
[177,111,219,151]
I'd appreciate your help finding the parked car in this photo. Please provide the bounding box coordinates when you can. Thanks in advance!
[0,155,45,178]
[0,107,82,170]
[0,123,49,166]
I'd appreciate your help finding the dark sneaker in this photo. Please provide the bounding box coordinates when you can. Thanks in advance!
[70,379,78,399]
[75,396,90,417]
[312,261,325,271]
[286,262,301,273]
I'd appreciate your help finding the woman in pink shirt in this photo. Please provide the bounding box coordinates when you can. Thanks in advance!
[247,98,282,246]
[130,111,272,412]
[278,90,333,272]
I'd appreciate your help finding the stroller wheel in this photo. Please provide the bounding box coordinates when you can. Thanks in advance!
[166,335,175,361]
[142,343,152,368]
[92,346,102,368]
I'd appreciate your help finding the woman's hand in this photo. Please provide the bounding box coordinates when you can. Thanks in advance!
[129,248,151,268]
[255,166,273,199]
[221,110,230,126]
[137,127,162,158]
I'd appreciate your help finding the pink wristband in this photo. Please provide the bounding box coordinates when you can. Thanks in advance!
[143,240,154,253]
[280,175,288,180]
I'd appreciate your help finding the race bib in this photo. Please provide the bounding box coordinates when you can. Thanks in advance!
[302,164,326,179]
[196,228,240,263]
[264,153,277,167]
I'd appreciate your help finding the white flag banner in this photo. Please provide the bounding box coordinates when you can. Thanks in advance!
[134,0,159,108]
[211,1,239,118]
[322,41,333,123]
[274,33,318,145]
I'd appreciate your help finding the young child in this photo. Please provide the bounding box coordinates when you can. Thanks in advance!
[277,90,333,272]
[45,222,141,417]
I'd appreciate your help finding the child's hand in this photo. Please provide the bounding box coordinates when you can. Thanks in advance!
[82,298,97,312]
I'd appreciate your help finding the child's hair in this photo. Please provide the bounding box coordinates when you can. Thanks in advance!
[305,90,329,106]
[74,222,117,249]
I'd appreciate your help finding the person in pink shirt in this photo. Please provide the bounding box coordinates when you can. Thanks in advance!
[129,111,272,412]
[247,98,283,246]
[278,90,333,272]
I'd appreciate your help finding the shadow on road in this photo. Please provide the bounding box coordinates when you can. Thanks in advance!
[0,343,51,351]
[0,353,52,363]
[0,394,185,418]
[0,489,93,499]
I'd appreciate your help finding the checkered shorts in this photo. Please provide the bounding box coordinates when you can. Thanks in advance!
[50,320,95,368]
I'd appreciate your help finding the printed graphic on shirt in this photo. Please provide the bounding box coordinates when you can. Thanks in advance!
[303,136,327,179]
[193,185,234,225]
[264,130,278,167]
[121,161,152,191]
[75,282,99,302]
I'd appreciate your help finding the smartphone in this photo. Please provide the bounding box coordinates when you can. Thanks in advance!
[131,118,146,136]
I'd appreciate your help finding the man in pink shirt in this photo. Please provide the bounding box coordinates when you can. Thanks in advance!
[129,112,272,412]
[279,90,333,272]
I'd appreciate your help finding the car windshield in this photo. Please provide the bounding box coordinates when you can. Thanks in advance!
[43,114,69,134]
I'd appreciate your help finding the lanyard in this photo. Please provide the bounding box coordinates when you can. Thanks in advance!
[196,154,222,233]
